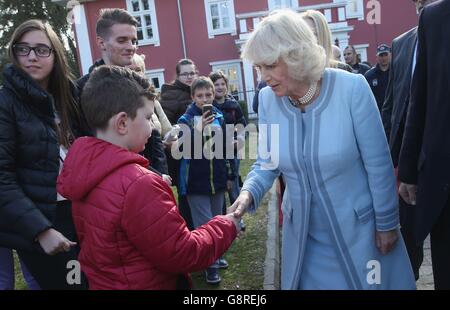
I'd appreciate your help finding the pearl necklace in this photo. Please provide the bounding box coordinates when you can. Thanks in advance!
[288,81,318,106]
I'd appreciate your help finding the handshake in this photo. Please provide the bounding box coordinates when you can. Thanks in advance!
[220,191,252,234]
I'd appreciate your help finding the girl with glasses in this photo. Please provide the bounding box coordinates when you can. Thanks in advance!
[0,20,90,289]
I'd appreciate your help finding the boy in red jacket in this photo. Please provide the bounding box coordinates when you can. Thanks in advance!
[57,65,239,290]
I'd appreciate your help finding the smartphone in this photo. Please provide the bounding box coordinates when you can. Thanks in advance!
[202,104,213,116]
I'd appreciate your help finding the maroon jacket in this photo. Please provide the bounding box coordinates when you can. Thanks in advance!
[57,137,236,289]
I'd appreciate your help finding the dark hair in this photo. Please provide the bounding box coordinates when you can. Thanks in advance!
[81,65,156,130]
[209,70,229,89]
[96,8,138,38]
[175,58,195,76]
[8,19,80,148]
[344,45,357,54]
[190,76,215,97]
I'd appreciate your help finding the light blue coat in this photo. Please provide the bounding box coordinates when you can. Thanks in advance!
[242,69,416,289]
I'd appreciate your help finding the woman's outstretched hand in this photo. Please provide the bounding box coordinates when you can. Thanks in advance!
[227,191,253,219]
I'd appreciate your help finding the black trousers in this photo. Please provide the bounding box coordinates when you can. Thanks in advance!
[18,201,88,290]
[399,197,424,281]
[430,195,450,290]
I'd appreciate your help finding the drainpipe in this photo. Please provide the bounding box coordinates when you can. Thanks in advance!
[177,0,187,58]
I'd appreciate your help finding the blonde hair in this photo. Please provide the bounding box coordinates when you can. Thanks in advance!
[241,9,326,83]
[301,10,332,68]
[130,53,146,74]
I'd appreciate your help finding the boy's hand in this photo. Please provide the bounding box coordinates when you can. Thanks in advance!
[37,228,77,255]
[222,213,241,234]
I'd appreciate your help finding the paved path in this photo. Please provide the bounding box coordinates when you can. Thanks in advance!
[416,236,434,290]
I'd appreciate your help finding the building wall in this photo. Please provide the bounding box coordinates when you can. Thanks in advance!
[345,0,418,65]
[77,0,419,94]
[180,0,240,78]
[140,0,184,82]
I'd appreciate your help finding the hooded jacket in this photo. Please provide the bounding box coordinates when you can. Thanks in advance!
[57,137,236,289]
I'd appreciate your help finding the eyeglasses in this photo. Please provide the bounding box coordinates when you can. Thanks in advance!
[13,44,53,57]
[179,72,197,78]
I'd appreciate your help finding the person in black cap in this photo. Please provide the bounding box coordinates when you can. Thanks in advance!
[364,44,391,111]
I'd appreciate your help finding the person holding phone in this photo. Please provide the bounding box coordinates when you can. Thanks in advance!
[177,77,236,285]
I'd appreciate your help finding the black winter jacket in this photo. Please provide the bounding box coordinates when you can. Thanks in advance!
[75,59,105,93]
[0,64,89,250]
[160,79,192,125]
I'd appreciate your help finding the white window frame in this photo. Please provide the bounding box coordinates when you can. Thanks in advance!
[204,0,237,39]
[268,0,299,11]
[126,0,160,46]
[346,0,364,20]
[145,69,165,92]
[210,60,244,101]
[354,44,369,62]
[334,0,364,20]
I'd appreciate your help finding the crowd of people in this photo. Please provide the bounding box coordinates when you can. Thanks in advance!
[1,0,449,290]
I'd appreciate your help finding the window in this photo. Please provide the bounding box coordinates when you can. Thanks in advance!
[204,0,237,38]
[346,0,364,19]
[126,0,160,46]
[268,0,298,11]
[333,0,364,20]
[211,60,244,101]
[145,69,165,92]
[354,44,369,63]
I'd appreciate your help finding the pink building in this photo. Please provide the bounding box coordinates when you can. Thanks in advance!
[59,0,418,115]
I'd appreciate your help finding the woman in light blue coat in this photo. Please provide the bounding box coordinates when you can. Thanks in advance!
[230,9,415,289]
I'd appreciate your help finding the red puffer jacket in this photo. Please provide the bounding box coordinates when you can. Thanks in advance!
[57,137,236,290]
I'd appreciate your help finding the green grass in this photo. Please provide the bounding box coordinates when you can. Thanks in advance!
[190,203,268,290]
[13,251,29,290]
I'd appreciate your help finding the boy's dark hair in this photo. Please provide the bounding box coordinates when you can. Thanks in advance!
[81,65,156,130]
[96,8,138,38]
[176,58,195,76]
[209,70,229,88]
[190,76,215,96]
